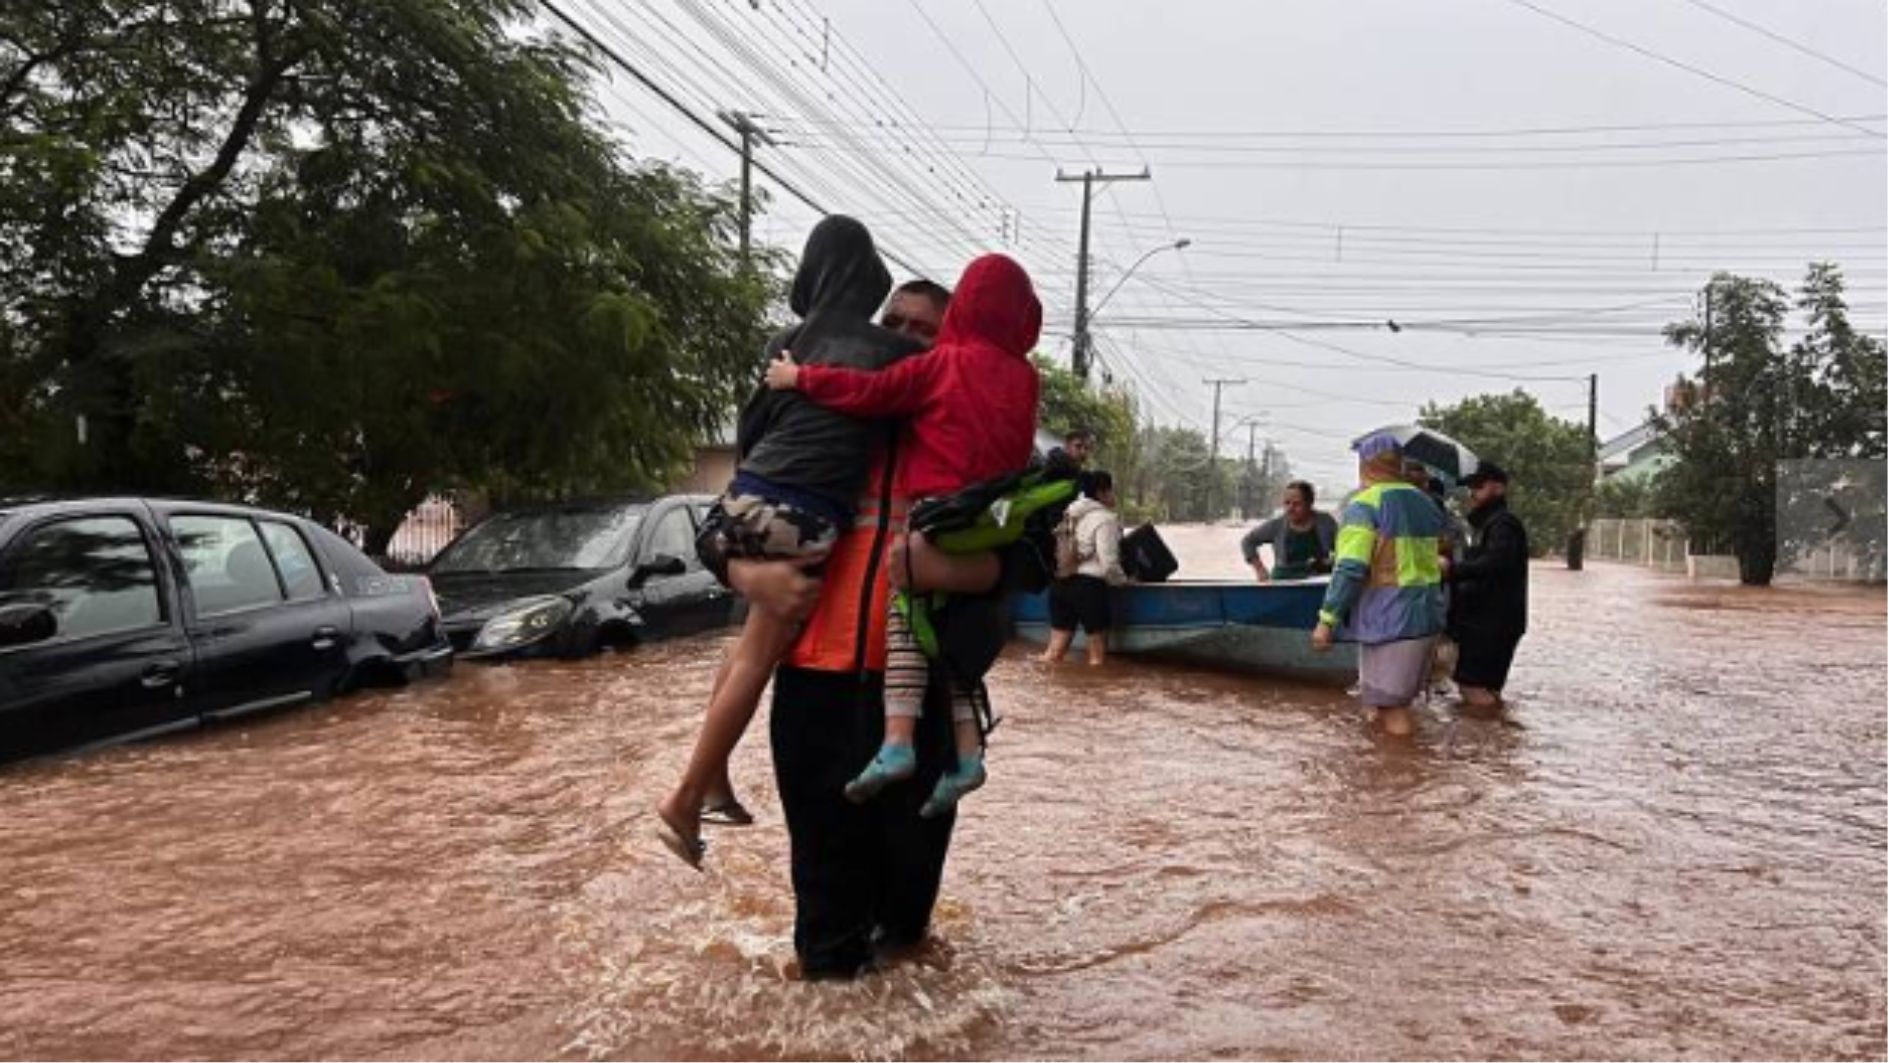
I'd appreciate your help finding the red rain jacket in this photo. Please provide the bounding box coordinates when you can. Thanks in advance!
[797,254,1042,500]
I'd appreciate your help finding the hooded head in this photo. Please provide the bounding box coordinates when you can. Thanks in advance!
[789,215,892,320]
[935,254,1041,357]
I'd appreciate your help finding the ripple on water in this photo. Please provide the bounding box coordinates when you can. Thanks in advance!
[0,540,1882,1060]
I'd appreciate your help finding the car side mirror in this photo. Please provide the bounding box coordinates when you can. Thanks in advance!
[0,603,57,649]
[630,553,688,587]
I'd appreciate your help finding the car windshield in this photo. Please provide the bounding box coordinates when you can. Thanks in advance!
[431,505,645,574]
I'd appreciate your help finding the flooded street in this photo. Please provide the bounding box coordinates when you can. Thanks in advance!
[1,527,1883,1060]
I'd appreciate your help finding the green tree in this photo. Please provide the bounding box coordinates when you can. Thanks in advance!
[1419,390,1593,555]
[1655,266,1886,585]
[1593,476,1658,518]
[1132,424,1229,522]
[1033,353,1145,507]
[2,0,773,548]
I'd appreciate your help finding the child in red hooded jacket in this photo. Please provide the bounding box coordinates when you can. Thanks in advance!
[765,253,1042,815]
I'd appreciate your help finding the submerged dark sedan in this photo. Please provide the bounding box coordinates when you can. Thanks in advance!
[0,497,452,764]
[428,495,738,659]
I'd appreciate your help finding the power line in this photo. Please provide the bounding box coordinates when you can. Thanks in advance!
[782,130,1874,156]
[926,146,1885,169]
[1677,0,1887,89]
[768,112,1890,141]
[1502,0,1885,140]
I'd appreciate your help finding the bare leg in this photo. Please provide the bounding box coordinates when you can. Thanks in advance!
[893,533,1000,594]
[1085,631,1109,667]
[1377,705,1416,737]
[658,610,798,862]
[701,655,740,811]
[1041,627,1074,663]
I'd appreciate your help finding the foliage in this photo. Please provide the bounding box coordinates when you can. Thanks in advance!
[1,0,775,548]
[1419,390,1594,556]
[1653,265,1887,585]
[1593,475,1658,519]
[1033,353,1150,513]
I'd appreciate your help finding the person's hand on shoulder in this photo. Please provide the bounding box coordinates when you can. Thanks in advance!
[765,350,802,391]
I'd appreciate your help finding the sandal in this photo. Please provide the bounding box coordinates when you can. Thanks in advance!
[698,799,754,827]
[655,807,705,871]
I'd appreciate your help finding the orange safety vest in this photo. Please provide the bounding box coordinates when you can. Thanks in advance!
[786,460,907,674]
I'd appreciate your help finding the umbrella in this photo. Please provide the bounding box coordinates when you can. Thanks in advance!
[1352,424,1480,481]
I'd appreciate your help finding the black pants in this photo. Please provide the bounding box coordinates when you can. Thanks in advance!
[1453,627,1523,691]
[770,665,958,979]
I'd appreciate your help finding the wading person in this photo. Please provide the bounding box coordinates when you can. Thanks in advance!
[1311,434,1447,737]
[1445,461,1529,710]
[767,253,1043,816]
[656,216,928,867]
[881,278,950,345]
[713,294,971,979]
[1041,470,1128,666]
[1240,480,1338,582]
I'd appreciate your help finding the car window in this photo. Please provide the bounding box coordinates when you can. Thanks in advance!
[170,515,285,616]
[258,521,325,601]
[0,515,163,642]
[640,507,697,568]
[431,505,646,574]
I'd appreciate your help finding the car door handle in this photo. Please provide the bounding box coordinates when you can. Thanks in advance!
[311,626,341,652]
[141,661,182,689]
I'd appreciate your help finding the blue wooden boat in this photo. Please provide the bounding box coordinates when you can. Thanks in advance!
[1012,579,1359,682]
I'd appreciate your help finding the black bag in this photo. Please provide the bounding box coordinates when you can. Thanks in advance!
[1120,523,1178,583]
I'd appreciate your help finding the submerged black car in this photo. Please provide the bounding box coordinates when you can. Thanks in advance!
[428,494,738,659]
[0,497,452,764]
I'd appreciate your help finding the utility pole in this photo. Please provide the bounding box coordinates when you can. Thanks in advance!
[1056,167,1150,380]
[1571,370,1600,572]
[1205,377,1245,521]
[719,110,775,267]
[1587,373,1599,453]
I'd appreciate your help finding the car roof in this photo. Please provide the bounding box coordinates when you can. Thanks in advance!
[0,495,319,525]
[481,493,716,516]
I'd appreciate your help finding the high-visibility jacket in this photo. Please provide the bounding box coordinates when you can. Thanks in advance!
[1318,480,1447,645]
[786,451,904,674]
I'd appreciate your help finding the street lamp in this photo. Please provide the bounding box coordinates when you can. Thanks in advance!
[1092,237,1192,319]
[1073,237,1189,380]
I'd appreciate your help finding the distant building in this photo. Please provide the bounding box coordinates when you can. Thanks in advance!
[1596,383,1700,483]
[1597,420,1670,483]
[672,423,736,495]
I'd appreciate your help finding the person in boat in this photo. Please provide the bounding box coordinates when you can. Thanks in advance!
[658,216,931,866]
[767,253,1043,817]
[1041,469,1129,666]
[1444,461,1530,711]
[1046,427,1095,470]
[1240,480,1338,582]
[1311,434,1448,737]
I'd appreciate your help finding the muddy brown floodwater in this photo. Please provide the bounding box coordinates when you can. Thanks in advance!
[1,526,1883,1060]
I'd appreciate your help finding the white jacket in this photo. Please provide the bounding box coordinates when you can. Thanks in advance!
[1066,496,1128,585]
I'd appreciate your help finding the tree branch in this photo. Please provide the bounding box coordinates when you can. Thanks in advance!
[100,5,302,314]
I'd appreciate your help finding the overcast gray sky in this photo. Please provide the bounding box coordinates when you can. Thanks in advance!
[560,0,1887,493]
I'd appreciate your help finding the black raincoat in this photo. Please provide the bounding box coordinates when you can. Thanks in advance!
[1447,495,1529,641]
[734,216,926,511]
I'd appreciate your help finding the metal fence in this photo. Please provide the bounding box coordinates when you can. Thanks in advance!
[1586,517,1880,582]
[1587,518,1694,572]
[385,496,463,568]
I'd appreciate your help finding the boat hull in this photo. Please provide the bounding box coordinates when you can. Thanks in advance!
[1013,579,1358,682]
